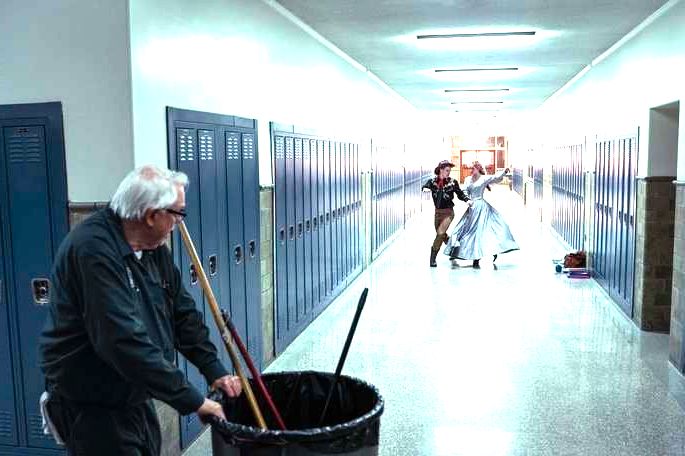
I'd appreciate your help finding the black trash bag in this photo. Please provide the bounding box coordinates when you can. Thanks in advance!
[208,371,384,455]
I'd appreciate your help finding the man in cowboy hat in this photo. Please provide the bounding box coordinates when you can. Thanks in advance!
[422,160,471,267]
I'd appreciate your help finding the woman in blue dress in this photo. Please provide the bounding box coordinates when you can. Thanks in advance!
[444,162,519,268]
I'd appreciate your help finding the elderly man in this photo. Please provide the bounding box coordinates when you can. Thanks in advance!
[39,165,240,455]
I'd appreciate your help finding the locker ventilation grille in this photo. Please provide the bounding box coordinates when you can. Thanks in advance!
[29,414,52,440]
[0,411,12,437]
[7,131,43,164]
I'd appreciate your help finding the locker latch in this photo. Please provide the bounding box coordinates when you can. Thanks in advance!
[234,245,243,264]
[190,265,198,285]
[313,218,318,231]
[279,227,286,244]
[248,241,256,258]
[289,226,295,240]
[305,220,311,232]
[31,278,50,306]
[208,255,218,277]
[297,223,303,238]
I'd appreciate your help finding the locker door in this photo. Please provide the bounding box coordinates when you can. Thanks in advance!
[333,142,341,288]
[241,131,262,367]
[0,222,16,447]
[198,129,224,364]
[338,142,345,283]
[317,140,326,304]
[329,142,337,290]
[302,139,312,316]
[285,137,297,329]
[310,139,320,309]
[294,138,305,321]
[354,145,360,270]
[274,136,288,347]
[324,140,332,296]
[345,144,352,276]
[0,124,59,449]
[173,126,206,446]
[224,132,248,356]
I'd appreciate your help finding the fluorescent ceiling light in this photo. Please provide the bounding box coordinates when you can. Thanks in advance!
[445,88,510,92]
[418,31,536,39]
[451,101,504,104]
[396,28,558,51]
[436,68,518,72]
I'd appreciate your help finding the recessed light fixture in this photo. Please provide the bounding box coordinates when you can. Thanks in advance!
[444,88,510,93]
[451,101,504,104]
[418,31,535,39]
[435,68,518,73]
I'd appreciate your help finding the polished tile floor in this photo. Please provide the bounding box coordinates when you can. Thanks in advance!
[188,186,685,456]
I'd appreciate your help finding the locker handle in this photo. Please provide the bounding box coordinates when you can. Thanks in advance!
[279,227,286,244]
[208,255,218,277]
[297,223,303,238]
[189,264,198,285]
[234,245,243,264]
[319,215,324,226]
[313,218,318,231]
[289,225,295,240]
[305,220,311,232]
[31,278,50,306]
[248,240,256,258]
[326,213,330,223]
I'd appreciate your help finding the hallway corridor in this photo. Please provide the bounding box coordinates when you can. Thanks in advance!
[265,187,685,456]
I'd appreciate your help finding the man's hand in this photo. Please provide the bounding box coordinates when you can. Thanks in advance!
[212,375,242,398]
[197,398,226,421]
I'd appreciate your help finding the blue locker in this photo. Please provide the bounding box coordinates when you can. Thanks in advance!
[302,138,313,316]
[3,124,60,449]
[285,137,297,328]
[0,103,69,453]
[198,129,225,365]
[240,131,262,367]
[333,142,341,288]
[340,143,349,280]
[0,220,16,448]
[310,139,320,309]
[345,144,352,276]
[329,142,337,290]
[274,136,288,346]
[224,131,249,355]
[172,126,207,446]
[294,138,305,321]
[353,144,364,267]
[324,140,333,296]
[317,140,326,304]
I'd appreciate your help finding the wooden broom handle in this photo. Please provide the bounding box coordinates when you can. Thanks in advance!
[178,221,267,429]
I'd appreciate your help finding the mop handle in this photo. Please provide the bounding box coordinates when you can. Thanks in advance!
[318,288,369,425]
[221,310,287,430]
[178,222,268,429]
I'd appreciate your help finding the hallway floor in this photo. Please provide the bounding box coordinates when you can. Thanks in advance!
[191,186,685,456]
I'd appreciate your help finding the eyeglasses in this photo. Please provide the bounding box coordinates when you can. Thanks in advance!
[165,208,187,219]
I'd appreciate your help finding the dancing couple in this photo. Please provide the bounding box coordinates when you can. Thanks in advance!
[422,160,518,268]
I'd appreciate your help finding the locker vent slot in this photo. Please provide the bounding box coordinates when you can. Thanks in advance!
[177,129,195,162]
[28,414,52,441]
[0,411,12,438]
[242,133,255,160]
[275,136,285,159]
[226,133,240,161]
[5,126,44,163]
[198,130,214,161]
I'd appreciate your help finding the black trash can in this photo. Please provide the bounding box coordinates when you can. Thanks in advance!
[209,371,384,455]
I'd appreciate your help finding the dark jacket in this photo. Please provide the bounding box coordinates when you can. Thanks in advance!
[422,177,469,209]
[39,208,228,415]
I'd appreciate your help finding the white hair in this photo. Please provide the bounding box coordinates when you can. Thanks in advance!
[110,165,188,220]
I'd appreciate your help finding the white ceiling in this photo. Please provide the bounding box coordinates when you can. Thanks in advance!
[276,0,668,115]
